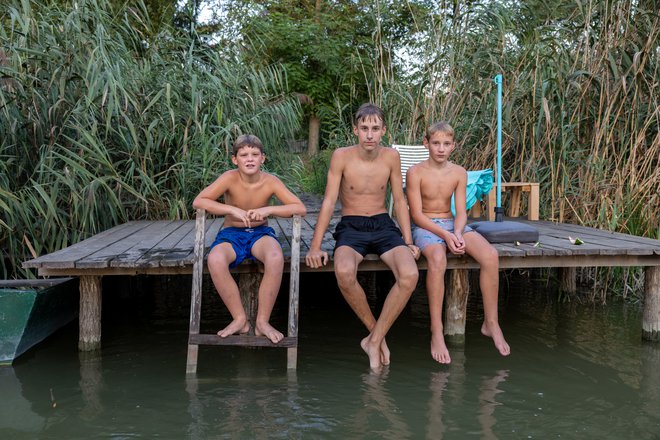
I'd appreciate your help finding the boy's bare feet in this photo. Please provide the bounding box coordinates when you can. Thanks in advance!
[255,321,284,344]
[361,335,383,373]
[431,331,451,364]
[481,321,510,356]
[380,339,390,365]
[217,318,250,337]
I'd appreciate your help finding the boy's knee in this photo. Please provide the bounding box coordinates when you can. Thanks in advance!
[334,262,358,287]
[262,249,284,269]
[426,249,447,269]
[482,246,499,268]
[397,266,419,290]
[208,251,231,269]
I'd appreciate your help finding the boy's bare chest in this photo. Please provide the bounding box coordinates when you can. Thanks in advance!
[225,183,272,208]
[342,162,390,192]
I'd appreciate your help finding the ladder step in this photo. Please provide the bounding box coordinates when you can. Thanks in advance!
[189,333,297,348]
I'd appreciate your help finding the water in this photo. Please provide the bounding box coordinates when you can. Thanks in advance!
[2,272,659,439]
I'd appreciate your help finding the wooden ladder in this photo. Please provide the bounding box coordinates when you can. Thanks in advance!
[185,209,302,374]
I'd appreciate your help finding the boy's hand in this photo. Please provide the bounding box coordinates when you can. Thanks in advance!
[446,233,466,255]
[305,249,329,268]
[406,244,421,260]
[232,207,252,228]
[247,207,270,223]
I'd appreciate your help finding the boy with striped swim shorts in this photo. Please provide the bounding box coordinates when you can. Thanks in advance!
[406,121,510,364]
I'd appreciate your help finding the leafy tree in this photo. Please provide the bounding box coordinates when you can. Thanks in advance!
[210,0,434,153]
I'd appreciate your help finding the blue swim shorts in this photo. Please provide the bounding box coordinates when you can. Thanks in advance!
[412,218,473,251]
[333,213,406,256]
[210,225,279,268]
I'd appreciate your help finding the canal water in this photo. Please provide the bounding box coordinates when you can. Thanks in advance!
[2,271,659,439]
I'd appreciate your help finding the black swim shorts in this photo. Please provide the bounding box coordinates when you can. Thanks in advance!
[333,213,406,256]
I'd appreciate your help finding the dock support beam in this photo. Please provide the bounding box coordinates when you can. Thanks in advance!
[79,275,102,351]
[643,266,660,341]
[444,269,469,344]
[559,267,577,294]
[239,272,261,335]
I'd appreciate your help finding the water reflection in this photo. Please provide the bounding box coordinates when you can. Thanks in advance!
[347,368,412,439]
[426,350,508,440]
[78,351,103,421]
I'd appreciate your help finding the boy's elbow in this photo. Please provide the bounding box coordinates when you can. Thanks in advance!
[192,197,205,210]
[296,204,307,217]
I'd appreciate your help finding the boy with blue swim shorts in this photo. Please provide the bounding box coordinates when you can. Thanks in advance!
[193,134,306,343]
[406,121,510,364]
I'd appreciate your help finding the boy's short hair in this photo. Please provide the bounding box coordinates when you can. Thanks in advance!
[232,134,264,155]
[353,103,386,127]
[425,121,455,141]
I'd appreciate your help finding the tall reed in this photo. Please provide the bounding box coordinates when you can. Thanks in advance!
[0,0,302,277]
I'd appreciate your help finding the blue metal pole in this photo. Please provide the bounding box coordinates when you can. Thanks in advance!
[495,73,503,208]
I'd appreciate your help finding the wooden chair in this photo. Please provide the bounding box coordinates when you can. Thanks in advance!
[485,182,540,221]
[388,144,492,217]
[186,209,302,374]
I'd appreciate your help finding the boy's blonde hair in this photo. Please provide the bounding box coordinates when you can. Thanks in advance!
[232,134,264,155]
[424,121,454,141]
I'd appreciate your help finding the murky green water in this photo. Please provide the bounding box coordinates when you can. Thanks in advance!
[2,272,659,439]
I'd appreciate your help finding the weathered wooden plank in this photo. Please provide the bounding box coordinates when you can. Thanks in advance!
[74,221,173,269]
[188,333,297,347]
[132,220,193,268]
[530,222,658,255]
[111,220,191,268]
[530,220,660,249]
[22,222,150,269]
[160,217,223,267]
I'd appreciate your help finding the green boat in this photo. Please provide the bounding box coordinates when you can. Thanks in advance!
[0,278,78,365]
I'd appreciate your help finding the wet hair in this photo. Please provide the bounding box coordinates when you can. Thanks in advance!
[353,103,386,127]
[424,121,455,141]
[232,134,264,155]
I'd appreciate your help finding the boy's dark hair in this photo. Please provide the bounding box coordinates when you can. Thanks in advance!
[232,134,264,155]
[424,121,455,141]
[353,103,386,127]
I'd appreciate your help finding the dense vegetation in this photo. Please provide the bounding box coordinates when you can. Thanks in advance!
[1,1,658,298]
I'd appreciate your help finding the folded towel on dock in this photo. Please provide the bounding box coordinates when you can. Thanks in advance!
[451,168,494,216]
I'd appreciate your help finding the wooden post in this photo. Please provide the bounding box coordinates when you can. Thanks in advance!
[642,266,660,341]
[239,271,261,336]
[287,215,301,369]
[559,267,577,294]
[186,208,206,374]
[79,275,102,351]
[444,269,469,344]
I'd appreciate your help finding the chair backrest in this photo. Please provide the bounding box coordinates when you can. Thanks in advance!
[390,144,493,216]
[392,144,429,188]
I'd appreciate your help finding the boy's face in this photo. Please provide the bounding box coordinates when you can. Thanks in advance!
[232,146,264,174]
[353,115,386,152]
[424,131,455,164]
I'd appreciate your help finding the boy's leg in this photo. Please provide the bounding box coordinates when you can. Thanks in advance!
[421,244,451,364]
[463,232,510,356]
[250,235,285,343]
[334,246,391,367]
[207,243,250,336]
[365,246,418,371]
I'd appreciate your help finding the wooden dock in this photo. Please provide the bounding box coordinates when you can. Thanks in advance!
[22,213,660,350]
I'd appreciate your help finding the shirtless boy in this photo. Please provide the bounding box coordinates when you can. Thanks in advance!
[193,134,306,343]
[406,121,510,364]
[305,103,420,372]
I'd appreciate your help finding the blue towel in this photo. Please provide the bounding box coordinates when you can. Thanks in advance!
[451,169,494,216]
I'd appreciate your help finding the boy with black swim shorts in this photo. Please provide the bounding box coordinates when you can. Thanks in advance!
[406,121,510,363]
[193,134,306,343]
[305,103,420,372]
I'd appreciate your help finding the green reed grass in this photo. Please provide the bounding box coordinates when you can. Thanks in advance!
[0,0,302,277]
[312,0,658,300]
